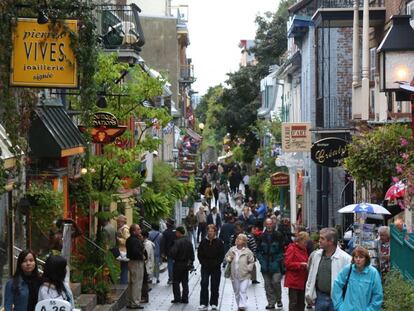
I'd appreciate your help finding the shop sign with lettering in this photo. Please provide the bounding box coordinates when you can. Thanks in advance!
[11,18,78,88]
[281,123,311,152]
[79,112,127,144]
[311,137,348,167]
[270,172,290,186]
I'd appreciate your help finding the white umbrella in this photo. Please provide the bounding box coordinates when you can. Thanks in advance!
[338,203,391,215]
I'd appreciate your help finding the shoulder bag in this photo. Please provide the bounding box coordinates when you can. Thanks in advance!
[342,264,353,299]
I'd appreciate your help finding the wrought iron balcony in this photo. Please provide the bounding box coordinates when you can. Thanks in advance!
[179,64,196,83]
[315,0,384,8]
[95,3,145,52]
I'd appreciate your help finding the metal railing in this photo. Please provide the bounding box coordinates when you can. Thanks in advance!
[179,65,195,83]
[315,0,384,8]
[390,224,414,283]
[95,3,145,51]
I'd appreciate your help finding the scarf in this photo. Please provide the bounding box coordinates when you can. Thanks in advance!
[22,274,40,311]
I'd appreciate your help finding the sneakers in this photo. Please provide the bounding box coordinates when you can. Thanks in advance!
[277,302,283,308]
[265,305,275,310]
[252,280,260,284]
[211,305,218,310]
[198,305,208,311]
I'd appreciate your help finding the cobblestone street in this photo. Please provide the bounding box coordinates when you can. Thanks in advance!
[123,259,290,311]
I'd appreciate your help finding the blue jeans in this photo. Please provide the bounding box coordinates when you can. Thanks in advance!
[168,257,174,282]
[188,229,197,250]
[153,255,161,281]
[315,291,334,311]
[120,261,128,284]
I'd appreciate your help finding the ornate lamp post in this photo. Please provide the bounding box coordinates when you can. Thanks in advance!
[378,15,414,230]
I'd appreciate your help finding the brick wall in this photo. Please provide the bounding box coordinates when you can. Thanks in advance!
[385,0,404,22]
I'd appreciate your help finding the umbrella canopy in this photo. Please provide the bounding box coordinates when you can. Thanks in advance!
[385,181,406,200]
[338,203,391,215]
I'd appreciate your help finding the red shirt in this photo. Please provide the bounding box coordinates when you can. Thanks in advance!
[284,242,309,290]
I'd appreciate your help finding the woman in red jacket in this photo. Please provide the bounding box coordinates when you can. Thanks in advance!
[284,231,310,311]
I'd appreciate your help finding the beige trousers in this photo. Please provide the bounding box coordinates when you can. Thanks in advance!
[127,260,144,307]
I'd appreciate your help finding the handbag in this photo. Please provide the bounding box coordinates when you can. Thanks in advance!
[224,262,232,278]
[342,264,353,299]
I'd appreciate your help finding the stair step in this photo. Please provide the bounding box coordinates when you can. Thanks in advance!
[77,294,97,311]
[90,284,128,311]
[70,283,82,298]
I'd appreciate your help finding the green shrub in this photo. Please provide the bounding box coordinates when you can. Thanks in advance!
[383,269,414,311]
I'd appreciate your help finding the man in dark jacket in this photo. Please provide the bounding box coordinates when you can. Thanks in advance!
[256,218,285,309]
[206,207,222,232]
[170,226,194,304]
[197,224,225,311]
[126,224,145,309]
[162,219,176,284]
[219,216,235,266]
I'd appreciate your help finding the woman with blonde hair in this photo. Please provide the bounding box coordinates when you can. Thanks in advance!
[225,233,255,311]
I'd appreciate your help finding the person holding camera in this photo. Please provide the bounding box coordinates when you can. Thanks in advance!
[197,224,225,311]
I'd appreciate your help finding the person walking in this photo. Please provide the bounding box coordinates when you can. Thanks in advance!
[197,224,225,311]
[219,216,235,266]
[207,207,222,232]
[38,255,74,308]
[305,227,351,311]
[184,207,198,250]
[4,250,41,311]
[332,246,383,311]
[230,221,259,284]
[225,233,255,311]
[141,230,154,304]
[284,231,310,311]
[238,207,256,232]
[196,206,208,245]
[148,223,163,284]
[126,224,145,309]
[162,220,176,284]
[256,218,285,309]
[375,226,390,279]
[116,215,130,284]
[170,226,195,304]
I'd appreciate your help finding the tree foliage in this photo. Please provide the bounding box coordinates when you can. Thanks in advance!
[344,124,412,190]
[197,1,293,163]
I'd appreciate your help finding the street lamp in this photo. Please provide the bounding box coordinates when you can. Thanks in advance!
[198,123,204,168]
[377,15,414,92]
[377,15,414,138]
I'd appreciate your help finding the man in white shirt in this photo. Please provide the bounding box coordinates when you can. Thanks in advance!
[207,207,222,232]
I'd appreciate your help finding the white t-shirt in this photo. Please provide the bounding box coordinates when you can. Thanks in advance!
[38,283,75,308]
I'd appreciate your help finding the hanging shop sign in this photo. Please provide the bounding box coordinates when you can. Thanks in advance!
[78,112,127,144]
[270,172,290,186]
[11,18,78,88]
[281,123,311,152]
[310,137,348,167]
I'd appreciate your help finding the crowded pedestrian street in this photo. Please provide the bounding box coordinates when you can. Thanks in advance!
[2,1,414,311]
[122,259,289,311]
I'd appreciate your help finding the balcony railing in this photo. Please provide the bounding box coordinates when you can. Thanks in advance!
[390,224,414,283]
[315,0,384,8]
[179,65,195,83]
[95,3,145,52]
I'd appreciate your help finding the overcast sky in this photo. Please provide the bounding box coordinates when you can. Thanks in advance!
[172,0,281,96]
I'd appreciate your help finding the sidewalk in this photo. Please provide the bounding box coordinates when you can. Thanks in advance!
[122,259,290,311]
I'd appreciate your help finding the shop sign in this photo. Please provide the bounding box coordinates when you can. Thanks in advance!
[11,18,78,88]
[79,112,127,144]
[282,123,311,152]
[311,137,348,167]
[271,172,290,186]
